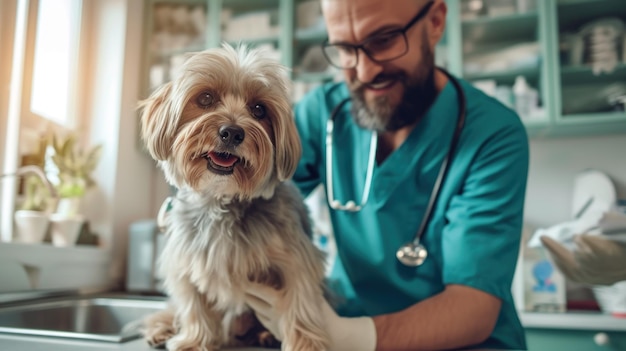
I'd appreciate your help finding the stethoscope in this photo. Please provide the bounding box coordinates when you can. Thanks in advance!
[325,68,466,267]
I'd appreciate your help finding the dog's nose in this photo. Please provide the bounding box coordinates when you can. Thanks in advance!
[219,125,245,146]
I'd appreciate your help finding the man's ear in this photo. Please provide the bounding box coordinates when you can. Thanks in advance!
[427,1,447,50]
[139,82,176,160]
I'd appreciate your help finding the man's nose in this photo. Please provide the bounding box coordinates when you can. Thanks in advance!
[354,52,384,84]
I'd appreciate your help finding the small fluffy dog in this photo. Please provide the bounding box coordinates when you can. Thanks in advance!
[139,45,329,351]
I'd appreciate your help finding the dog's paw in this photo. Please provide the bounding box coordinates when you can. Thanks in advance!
[166,335,217,351]
[142,309,177,348]
[282,334,329,351]
[232,311,281,348]
[257,330,281,348]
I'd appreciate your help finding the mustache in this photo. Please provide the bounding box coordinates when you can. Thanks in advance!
[351,72,407,92]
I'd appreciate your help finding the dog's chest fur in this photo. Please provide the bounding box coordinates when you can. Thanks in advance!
[159,181,315,310]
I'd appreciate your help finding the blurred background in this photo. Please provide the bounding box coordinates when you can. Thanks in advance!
[0,1,625,350]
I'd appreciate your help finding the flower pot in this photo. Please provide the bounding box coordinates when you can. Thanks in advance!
[49,214,85,247]
[14,210,50,244]
[55,197,82,218]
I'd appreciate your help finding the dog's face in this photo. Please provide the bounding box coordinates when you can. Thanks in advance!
[140,45,300,199]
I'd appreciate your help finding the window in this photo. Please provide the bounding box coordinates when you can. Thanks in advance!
[1,0,84,242]
[30,0,82,127]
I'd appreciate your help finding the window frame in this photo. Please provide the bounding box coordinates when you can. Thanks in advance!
[1,0,86,243]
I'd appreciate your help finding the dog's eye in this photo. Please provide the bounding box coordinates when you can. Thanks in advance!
[196,92,214,108]
[251,104,266,119]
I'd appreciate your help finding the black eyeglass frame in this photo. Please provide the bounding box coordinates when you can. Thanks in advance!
[322,1,435,69]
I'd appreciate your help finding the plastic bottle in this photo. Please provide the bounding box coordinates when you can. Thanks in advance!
[513,75,538,119]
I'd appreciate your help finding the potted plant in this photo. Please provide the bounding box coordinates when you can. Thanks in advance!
[48,133,102,246]
[50,133,102,217]
[13,167,54,244]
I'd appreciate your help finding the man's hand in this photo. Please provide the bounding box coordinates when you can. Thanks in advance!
[244,282,377,351]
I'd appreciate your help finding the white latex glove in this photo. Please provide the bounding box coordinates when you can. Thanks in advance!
[541,235,626,285]
[244,283,376,351]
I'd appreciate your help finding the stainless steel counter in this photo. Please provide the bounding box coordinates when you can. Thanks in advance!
[0,334,521,351]
[0,291,522,351]
[0,333,272,351]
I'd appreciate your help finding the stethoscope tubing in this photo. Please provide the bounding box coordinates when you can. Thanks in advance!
[325,68,466,265]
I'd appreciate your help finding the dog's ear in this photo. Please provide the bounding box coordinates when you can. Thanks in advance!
[139,82,176,161]
[272,98,302,181]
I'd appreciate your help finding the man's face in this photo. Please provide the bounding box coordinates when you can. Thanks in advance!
[322,0,441,132]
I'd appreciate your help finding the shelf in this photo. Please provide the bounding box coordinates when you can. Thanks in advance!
[293,71,337,83]
[464,65,541,83]
[295,29,327,46]
[462,11,539,26]
[521,311,626,331]
[152,0,206,4]
[222,0,279,11]
[0,243,112,292]
[152,45,206,60]
[523,118,551,129]
[527,118,626,139]
[560,63,626,85]
[461,11,539,42]
[557,0,626,32]
[226,35,279,47]
[559,111,626,123]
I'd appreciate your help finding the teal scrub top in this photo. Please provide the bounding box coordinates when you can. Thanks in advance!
[293,78,529,350]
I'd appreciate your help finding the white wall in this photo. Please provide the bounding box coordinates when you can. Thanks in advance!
[525,134,626,228]
[83,0,157,287]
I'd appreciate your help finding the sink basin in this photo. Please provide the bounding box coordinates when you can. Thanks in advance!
[0,295,167,342]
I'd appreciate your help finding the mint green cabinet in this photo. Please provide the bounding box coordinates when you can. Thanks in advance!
[140,0,626,131]
[140,0,210,97]
[520,311,626,350]
[445,0,626,137]
[526,329,626,351]
[141,0,336,102]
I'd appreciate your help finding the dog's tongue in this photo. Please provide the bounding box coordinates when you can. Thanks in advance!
[208,152,239,167]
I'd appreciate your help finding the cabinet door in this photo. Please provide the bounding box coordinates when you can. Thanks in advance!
[527,328,626,351]
[456,0,552,128]
[220,0,281,58]
[552,0,626,123]
[141,1,210,97]
[291,0,338,103]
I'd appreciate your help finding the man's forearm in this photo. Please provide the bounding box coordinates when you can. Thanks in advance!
[372,284,502,351]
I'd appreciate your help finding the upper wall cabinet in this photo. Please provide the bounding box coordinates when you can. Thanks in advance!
[141,0,209,97]
[220,0,281,57]
[446,0,626,137]
[140,0,626,138]
[141,0,338,103]
[458,0,550,126]
[552,0,626,119]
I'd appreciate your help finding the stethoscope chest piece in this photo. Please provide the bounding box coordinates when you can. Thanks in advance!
[396,241,428,267]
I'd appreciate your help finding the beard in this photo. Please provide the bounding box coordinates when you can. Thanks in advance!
[349,37,437,132]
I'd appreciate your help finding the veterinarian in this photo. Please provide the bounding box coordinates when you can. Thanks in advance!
[245,0,529,350]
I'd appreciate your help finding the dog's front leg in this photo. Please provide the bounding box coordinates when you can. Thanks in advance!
[166,281,224,351]
[279,279,330,351]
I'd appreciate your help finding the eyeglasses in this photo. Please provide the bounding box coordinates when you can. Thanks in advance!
[322,1,435,69]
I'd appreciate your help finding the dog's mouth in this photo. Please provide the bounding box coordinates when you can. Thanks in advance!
[201,151,241,175]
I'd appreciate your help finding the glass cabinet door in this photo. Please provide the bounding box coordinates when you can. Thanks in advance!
[141,1,209,96]
[220,0,281,50]
[291,0,339,103]
[554,0,626,119]
[458,0,550,125]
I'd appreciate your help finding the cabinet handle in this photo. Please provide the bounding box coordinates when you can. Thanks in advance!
[594,332,610,346]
